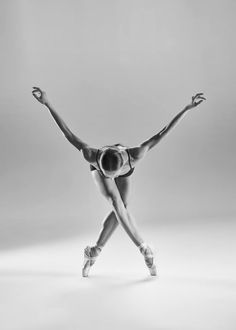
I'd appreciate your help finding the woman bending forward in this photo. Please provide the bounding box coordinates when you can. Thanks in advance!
[32,87,206,277]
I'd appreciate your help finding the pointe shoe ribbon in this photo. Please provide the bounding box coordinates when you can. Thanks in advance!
[82,246,101,277]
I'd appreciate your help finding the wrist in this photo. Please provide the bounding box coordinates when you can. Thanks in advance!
[44,101,51,108]
[184,105,191,111]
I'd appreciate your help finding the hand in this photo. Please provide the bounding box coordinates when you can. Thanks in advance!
[32,87,49,106]
[185,93,206,110]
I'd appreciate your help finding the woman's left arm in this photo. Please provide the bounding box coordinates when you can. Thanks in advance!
[129,93,206,161]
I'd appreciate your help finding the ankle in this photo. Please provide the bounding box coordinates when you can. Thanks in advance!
[95,244,103,253]
[138,242,148,253]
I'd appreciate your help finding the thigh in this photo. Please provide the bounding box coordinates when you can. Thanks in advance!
[91,170,130,206]
[114,176,130,207]
[91,170,120,201]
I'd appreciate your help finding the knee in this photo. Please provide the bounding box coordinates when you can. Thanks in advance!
[107,195,127,208]
[107,195,119,207]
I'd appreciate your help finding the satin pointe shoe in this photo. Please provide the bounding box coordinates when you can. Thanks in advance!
[139,242,157,276]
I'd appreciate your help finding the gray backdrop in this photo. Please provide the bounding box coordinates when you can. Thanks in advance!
[1,0,235,249]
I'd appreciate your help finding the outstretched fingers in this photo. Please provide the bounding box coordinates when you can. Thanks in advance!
[192,93,206,107]
[192,93,206,102]
[195,92,204,97]
[32,87,43,95]
[32,86,46,104]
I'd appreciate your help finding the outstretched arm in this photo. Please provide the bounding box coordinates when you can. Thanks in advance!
[129,93,206,162]
[32,86,87,150]
[32,87,98,162]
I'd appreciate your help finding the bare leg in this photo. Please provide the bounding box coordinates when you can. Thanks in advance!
[94,172,144,247]
[91,171,145,246]
[111,195,144,246]
[95,211,119,248]
[95,175,130,248]
[94,203,156,274]
[96,208,143,248]
[82,211,119,277]
[82,171,156,276]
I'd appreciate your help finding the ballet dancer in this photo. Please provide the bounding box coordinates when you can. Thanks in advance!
[32,87,206,277]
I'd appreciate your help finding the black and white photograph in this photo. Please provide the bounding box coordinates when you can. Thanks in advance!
[1,1,235,329]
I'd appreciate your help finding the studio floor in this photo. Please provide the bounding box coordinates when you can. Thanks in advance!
[0,218,235,330]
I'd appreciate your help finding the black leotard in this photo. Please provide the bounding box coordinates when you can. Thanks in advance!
[90,144,134,178]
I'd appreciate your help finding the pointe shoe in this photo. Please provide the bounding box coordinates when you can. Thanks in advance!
[139,243,157,276]
[148,264,157,276]
[82,246,101,277]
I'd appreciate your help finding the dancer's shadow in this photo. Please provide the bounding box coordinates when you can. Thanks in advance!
[87,273,158,289]
[0,269,158,291]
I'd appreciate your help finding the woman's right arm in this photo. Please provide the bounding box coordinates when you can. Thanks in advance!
[32,87,98,163]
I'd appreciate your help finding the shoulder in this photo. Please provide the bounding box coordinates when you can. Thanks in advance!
[82,147,99,163]
[127,145,149,163]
